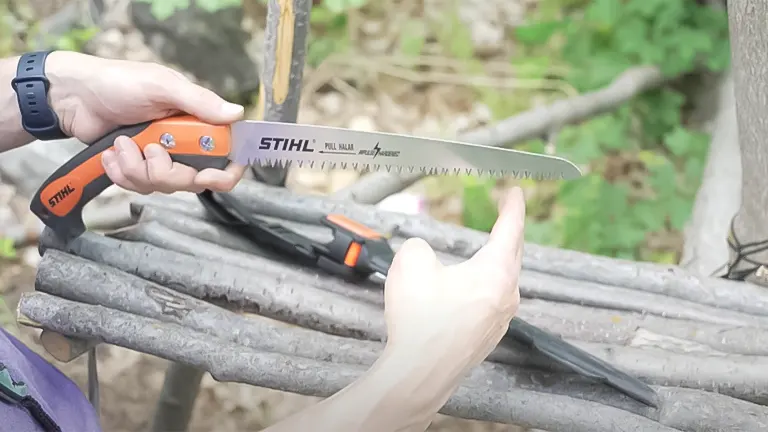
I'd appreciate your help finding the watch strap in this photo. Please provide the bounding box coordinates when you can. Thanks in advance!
[10,50,68,141]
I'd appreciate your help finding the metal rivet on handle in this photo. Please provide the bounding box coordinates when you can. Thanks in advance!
[199,136,214,152]
[159,133,175,149]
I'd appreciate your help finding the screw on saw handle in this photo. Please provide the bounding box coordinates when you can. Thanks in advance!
[30,115,232,241]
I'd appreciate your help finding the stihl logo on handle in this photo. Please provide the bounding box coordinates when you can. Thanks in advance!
[259,137,315,152]
[48,184,76,208]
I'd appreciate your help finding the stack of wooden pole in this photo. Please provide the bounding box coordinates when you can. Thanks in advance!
[16,179,768,432]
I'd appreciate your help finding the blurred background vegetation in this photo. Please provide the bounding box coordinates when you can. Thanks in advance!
[0,0,730,266]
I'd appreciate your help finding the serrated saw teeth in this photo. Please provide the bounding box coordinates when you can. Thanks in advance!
[247,158,564,180]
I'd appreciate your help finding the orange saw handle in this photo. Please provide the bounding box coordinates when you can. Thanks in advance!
[30,115,232,241]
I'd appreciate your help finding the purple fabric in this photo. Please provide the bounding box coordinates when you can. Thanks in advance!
[1,328,101,432]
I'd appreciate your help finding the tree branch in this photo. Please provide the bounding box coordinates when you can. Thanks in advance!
[249,0,312,186]
[34,242,768,357]
[680,68,742,276]
[150,363,205,432]
[31,246,768,404]
[130,182,768,318]
[104,217,768,328]
[517,299,768,357]
[61,205,768,356]
[18,291,768,432]
[727,1,768,273]
[331,66,667,204]
[39,230,388,341]
[109,217,383,306]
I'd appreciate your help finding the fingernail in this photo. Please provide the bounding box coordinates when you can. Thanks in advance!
[222,102,244,117]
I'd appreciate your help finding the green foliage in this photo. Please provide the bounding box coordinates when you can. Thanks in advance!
[135,0,374,67]
[461,177,498,233]
[515,0,731,90]
[134,0,189,21]
[0,238,16,260]
[498,0,729,261]
[398,19,427,57]
[134,0,241,20]
[0,0,99,55]
[435,11,474,60]
[307,0,367,66]
[50,27,100,52]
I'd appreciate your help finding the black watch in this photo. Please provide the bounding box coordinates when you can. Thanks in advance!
[10,50,69,141]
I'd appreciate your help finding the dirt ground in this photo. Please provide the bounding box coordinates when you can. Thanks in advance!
[1,261,524,432]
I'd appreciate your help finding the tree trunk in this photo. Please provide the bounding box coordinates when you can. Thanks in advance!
[726,1,768,283]
[249,0,311,186]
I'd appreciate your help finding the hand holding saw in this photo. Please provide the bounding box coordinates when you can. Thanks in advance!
[30,115,582,241]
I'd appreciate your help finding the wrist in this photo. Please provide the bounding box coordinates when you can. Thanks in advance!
[0,50,81,152]
[387,305,508,369]
[42,50,90,137]
[342,343,473,429]
[0,55,33,151]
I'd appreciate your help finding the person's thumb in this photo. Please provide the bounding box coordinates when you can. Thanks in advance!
[387,237,439,286]
[165,77,244,124]
[476,187,526,266]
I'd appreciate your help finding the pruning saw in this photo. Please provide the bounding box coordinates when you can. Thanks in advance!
[30,115,582,240]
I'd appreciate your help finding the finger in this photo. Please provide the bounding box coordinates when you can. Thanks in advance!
[161,71,244,124]
[193,162,247,192]
[389,237,440,277]
[144,144,199,193]
[101,149,148,194]
[476,187,526,264]
[114,136,152,188]
[224,162,247,180]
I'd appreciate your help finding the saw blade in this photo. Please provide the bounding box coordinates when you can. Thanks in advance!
[230,120,582,180]
[252,157,563,178]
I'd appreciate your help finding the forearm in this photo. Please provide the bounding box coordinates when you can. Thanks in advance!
[262,344,472,432]
[0,55,35,152]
